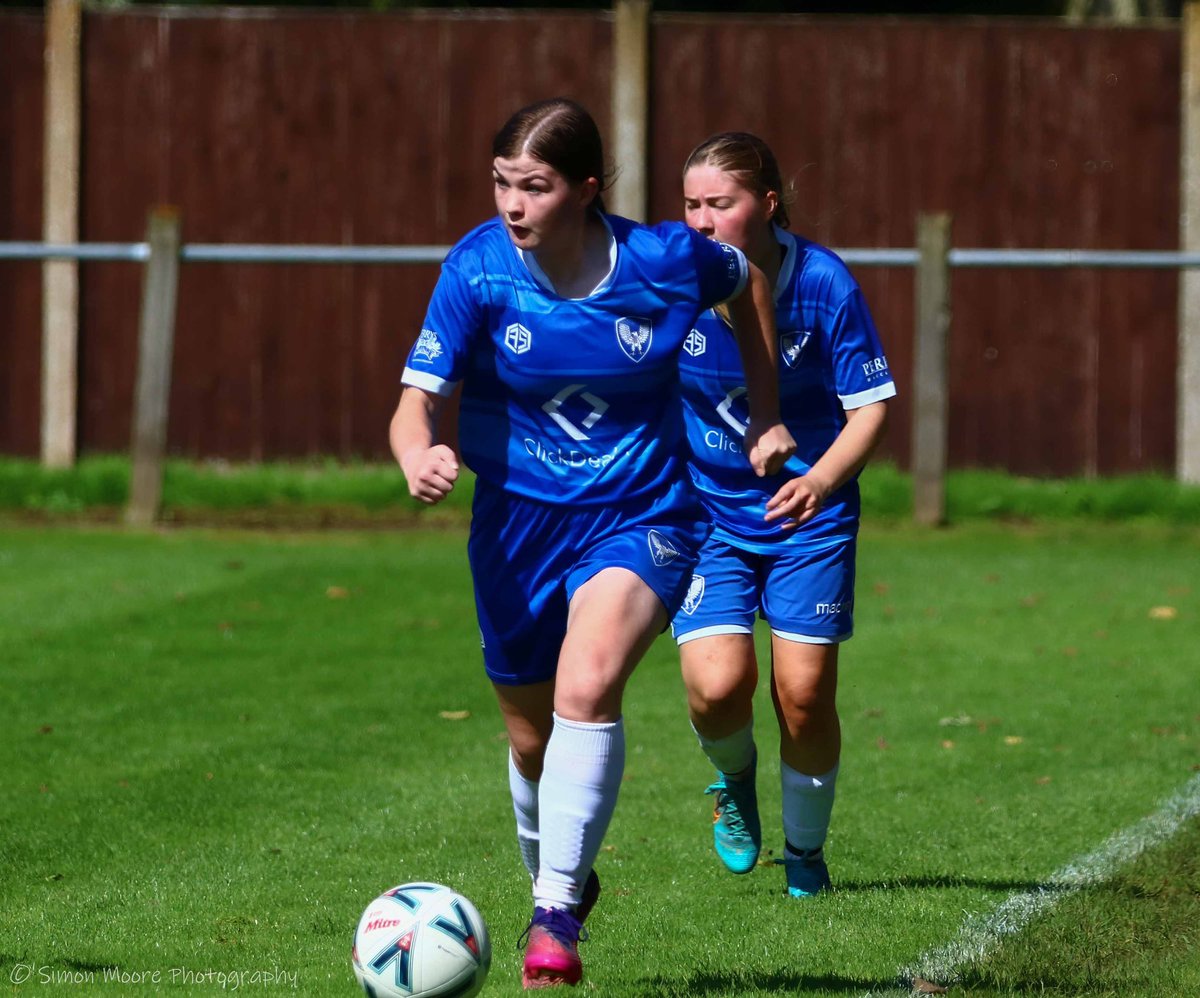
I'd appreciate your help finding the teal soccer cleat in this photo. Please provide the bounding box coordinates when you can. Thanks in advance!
[704,764,761,875]
[780,848,832,897]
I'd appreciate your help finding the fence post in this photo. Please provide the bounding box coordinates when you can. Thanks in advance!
[912,212,953,526]
[610,0,650,222]
[126,208,181,527]
[41,0,82,469]
[1180,0,1200,484]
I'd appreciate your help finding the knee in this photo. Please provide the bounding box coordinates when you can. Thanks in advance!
[774,676,835,728]
[509,738,548,781]
[688,668,755,719]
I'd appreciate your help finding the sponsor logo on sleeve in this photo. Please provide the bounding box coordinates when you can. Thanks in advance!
[616,317,653,363]
[861,356,890,381]
[718,242,742,282]
[505,322,533,355]
[413,328,444,363]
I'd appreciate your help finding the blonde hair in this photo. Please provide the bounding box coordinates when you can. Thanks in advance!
[682,131,792,229]
[685,132,792,326]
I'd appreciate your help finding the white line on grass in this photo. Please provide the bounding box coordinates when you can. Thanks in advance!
[865,772,1200,996]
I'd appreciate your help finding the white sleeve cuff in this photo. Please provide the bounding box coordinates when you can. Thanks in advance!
[840,382,897,410]
[402,367,457,398]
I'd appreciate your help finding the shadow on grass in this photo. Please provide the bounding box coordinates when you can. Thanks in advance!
[832,873,1053,892]
[635,969,899,995]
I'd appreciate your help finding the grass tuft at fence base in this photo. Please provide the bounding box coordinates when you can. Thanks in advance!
[1,455,1200,526]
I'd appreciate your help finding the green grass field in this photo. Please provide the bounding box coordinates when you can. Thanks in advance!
[1,521,1197,996]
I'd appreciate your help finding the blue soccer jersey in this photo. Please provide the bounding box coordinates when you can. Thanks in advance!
[678,226,896,552]
[402,215,747,506]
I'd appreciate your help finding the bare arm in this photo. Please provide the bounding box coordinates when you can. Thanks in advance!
[724,262,797,477]
[389,387,459,505]
[765,400,890,528]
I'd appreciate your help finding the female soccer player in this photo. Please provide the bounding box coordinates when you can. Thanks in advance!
[390,100,795,989]
[673,132,895,897]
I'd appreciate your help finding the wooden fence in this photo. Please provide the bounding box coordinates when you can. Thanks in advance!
[0,7,1187,479]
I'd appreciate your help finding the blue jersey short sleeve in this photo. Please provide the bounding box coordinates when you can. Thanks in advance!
[401,215,746,506]
[679,228,897,552]
[402,260,484,396]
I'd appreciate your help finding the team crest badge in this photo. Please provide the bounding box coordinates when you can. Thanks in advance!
[616,316,653,363]
[413,328,444,363]
[647,529,680,567]
[681,575,705,615]
[683,329,706,358]
[780,330,812,369]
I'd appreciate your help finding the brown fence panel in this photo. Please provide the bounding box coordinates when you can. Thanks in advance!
[651,16,1179,476]
[0,13,46,457]
[0,10,1183,475]
[73,9,611,461]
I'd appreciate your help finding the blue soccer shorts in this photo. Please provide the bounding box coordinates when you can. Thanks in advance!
[468,479,709,685]
[670,532,857,645]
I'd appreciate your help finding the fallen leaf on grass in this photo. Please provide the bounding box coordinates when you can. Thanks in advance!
[1004,735,1024,746]
[38,725,53,735]
[1149,606,1178,620]
[326,586,350,599]
[1036,776,1052,785]
[439,710,470,721]
[912,977,948,994]
[941,740,956,750]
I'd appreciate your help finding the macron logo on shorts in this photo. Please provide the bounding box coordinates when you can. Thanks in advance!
[647,530,680,567]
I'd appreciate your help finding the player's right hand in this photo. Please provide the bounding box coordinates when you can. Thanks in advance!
[400,444,459,504]
[745,420,798,478]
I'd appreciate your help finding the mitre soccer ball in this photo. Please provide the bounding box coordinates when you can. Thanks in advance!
[352,882,491,998]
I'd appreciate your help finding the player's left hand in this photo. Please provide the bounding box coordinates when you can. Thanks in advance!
[745,420,797,477]
[765,474,830,530]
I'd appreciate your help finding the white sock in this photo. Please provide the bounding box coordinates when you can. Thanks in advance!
[533,713,624,910]
[693,719,755,779]
[507,751,540,880]
[781,760,839,854]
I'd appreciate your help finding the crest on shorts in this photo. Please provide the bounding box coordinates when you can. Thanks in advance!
[780,330,812,369]
[616,316,653,363]
[681,575,705,616]
[647,529,679,567]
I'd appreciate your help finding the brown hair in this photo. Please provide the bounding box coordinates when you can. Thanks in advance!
[682,131,792,230]
[493,98,609,214]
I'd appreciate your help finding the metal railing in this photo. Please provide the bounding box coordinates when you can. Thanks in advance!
[9,241,1200,268]
[5,227,1200,525]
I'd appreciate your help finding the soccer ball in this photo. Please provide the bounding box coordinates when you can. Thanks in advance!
[352,882,491,998]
